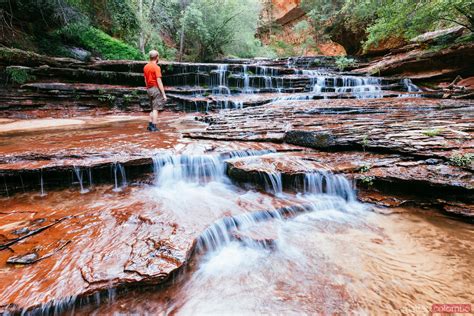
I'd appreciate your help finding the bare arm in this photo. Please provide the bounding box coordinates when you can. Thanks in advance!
[157,77,167,100]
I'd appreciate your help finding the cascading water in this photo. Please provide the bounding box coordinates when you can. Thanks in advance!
[240,65,252,94]
[399,78,422,98]
[73,166,89,194]
[112,163,127,192]
[335,76,383,99]
[212,64,230,95]
[303,171,355,201]
[40,169,46,197]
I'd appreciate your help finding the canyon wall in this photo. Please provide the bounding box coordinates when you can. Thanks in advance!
[259,0,346,56]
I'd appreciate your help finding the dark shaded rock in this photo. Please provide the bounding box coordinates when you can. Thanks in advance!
[284,130,335,148]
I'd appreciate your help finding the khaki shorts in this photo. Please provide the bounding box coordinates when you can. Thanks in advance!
[147,86,165,111]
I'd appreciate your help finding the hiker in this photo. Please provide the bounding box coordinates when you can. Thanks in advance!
[144,50,167,132]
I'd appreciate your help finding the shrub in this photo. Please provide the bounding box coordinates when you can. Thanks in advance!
[335,56,356,71]
[6,66,36,84]
[359,175,375,186]
[449,153,473,167]
[59,24,144,60]
[359,164,371,173]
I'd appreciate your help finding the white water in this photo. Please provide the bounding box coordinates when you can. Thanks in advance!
[73,166,89,194]
[112,163,127,192]
[40,169,46,197]
[149,152,359,254]
[142,154,370,314]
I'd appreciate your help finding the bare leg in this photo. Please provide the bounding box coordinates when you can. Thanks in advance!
[151,109,158,125]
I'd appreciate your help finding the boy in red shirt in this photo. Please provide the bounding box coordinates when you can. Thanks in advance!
[143,50,167,132]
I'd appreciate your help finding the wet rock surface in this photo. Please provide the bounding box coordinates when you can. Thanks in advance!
[188,98,473,160]
[225,151,473,217]
[1,50,473,313]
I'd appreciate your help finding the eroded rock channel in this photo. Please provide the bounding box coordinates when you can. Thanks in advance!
[0,50,473,314]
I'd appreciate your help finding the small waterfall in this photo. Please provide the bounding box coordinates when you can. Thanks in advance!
[152,150,275,186]
[312,77,326,94]
[263,172,283,195]
[152,154,226,185]
[241,65,252,93]
[259,66,273,89]
[73,166,89,194]
[112,163,127,192]
[335,76,383,99]
[222,149,275,159]
[40,169,46,197]
[402,78,421,92]
[303,171,355,201]
[231,100,244,109]
[399,78,422,98]
[212,64,230,95]
[270,94,312,103]
[196,204,312,252]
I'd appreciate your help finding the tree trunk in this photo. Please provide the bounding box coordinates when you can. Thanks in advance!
[178,21,185,62]
[138,0,145,53]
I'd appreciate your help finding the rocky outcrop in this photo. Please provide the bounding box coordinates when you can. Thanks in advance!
[225,152,474,217]
[188,98,474,161]
[354,42,474,81]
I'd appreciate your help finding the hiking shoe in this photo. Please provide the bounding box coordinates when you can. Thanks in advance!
[147,122,154,131]
[147,123,159,132]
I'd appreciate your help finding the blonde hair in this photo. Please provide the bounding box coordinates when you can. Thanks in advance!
[149,50,159,60]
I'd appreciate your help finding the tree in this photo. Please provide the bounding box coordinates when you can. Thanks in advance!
[301,0,474,54]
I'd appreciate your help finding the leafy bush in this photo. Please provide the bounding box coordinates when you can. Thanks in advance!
[301,0,474,54]
[59,24,144,60]
[6,67,36,84]
[359,175,375,186]
[359,164,371,173]
[449,153,473,167]
[335,56,356,71]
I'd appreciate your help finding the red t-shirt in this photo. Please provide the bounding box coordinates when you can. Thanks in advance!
[144,62,162,88]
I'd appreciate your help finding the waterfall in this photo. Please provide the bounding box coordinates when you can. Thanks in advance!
[212,64,230,95]
[40,169,46,197]
[151,150,274,186]
[73,166,89,194]
[402,78,421,92]
[152,154,226,185]
[258,66,273,90]
[399,78,421,98]
[231,100,244,109]
[242,65,252,93]
[303,171,355,201]
[301,71,384,99]
[112,163,127,192]
[262,172,283,195]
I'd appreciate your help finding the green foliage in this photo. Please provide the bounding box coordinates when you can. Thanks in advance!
[98,93,116,106]
[6,67,36,84]
[359,164,371,173]
[422,129,443,137]
[365,0,473,49]
[179,0,273,60]
[59,24,144,60]
[335,56,356,71]
[359,175,375,186]
[301,0,474,53]
[361,135,370,150]
[449,153,473,167]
